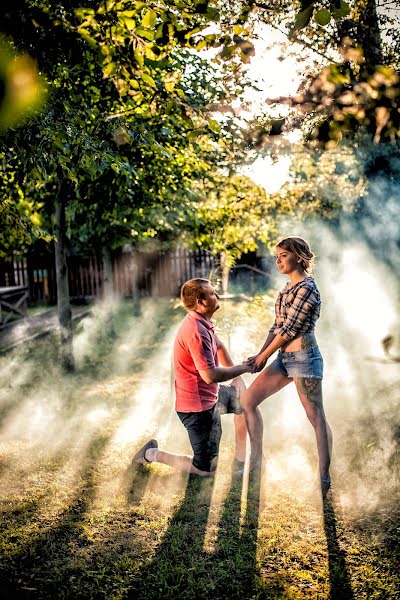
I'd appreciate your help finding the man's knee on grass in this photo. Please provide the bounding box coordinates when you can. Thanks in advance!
[190,454,216,476]
[190,463,214,477]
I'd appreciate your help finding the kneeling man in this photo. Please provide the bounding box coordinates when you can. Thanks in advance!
[133,278,251,476]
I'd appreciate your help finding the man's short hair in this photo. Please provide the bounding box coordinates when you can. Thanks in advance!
[181,278,211,310]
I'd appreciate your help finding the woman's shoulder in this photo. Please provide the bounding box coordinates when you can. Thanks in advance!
[301,275,320,294]
[286,275,319,293]
[303,275,319,288]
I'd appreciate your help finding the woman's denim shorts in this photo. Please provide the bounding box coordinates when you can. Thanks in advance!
[269,347,323,379]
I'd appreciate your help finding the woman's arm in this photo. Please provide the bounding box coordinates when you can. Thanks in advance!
[250,285,319,373]
[257,331,276,355]
[247,328,277,365]
[251,333,288,372]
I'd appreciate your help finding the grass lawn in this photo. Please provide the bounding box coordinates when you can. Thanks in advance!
[0,297,399,599]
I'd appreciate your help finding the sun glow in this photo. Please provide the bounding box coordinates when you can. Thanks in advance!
[238,24,322,194]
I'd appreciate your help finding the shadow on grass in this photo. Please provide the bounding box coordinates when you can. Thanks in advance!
[0,433,110,600]
[210,475,263,598]
[123,463,185,507]
[127,468,289,600]
[127,474,216,600]
[323,493,355,600]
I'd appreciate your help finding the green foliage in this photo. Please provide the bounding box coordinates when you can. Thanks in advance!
[314,9,331,26]
[294,6,314,30]
[282,143,367,216]
[74,0,255,107]
[0,37,45,131]
[0,1,366,262]
[0,146,50,257]
[305,60,400,147]
[293,0,350,30]
[179,173,281,260]
[4,0,395,263]
[271,28,400,149]
[0,1,267,258]
[256,0,400,148]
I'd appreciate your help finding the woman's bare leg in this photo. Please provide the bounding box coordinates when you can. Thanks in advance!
[233,413,247,462]
[294,378,332,490]
[241,366,292,465]
[231,377,247,462]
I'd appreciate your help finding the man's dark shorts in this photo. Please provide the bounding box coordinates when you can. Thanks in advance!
[177,384,242,472]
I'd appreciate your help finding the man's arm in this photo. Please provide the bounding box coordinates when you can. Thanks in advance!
[216,340,247,392]
[216,340,234,367]
[198,362,251,384]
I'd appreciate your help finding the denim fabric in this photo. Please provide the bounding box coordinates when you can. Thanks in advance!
[215,384,242,415]
[269,346,324,379]
[177,407,218,472]
[177,384,241,472]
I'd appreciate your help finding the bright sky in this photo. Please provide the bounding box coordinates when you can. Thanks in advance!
[245,25,306,102]
[243,154,292,193]
[239,24,319,193]
[201,21,321,193]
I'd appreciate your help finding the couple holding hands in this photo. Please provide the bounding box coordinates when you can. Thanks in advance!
[133,237,332,498]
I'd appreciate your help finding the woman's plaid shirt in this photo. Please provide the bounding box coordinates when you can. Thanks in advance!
[269,276,321,341]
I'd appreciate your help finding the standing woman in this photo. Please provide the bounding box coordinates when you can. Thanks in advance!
[242,237,332,496]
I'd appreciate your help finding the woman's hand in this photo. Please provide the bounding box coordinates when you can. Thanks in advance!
[247,353,267,373]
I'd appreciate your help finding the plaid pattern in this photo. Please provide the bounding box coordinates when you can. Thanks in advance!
[270,276,321,341]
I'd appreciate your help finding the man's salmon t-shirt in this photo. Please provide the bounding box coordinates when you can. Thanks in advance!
[174,311,219,413]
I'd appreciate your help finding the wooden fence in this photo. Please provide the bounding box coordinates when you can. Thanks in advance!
[0,248,216,304]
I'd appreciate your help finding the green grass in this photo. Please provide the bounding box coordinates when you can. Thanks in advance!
[0,298,399,599]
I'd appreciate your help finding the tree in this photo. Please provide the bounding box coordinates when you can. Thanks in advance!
[0,35,47,256]
[248,0,400,146]
[178,172,284,291]
[0,1,260,369]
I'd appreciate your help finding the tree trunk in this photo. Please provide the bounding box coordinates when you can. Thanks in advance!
[102,246,115,336]
[220,251,230,295]
[355,0,383,70]
[54,194,74,372]
[129,255,141,316]
[337,0,383,71]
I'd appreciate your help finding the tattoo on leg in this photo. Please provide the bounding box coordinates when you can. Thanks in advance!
[298,378,321,403]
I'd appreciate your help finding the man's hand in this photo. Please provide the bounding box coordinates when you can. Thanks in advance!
[199,360,253,384]
[243,358,256,373]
